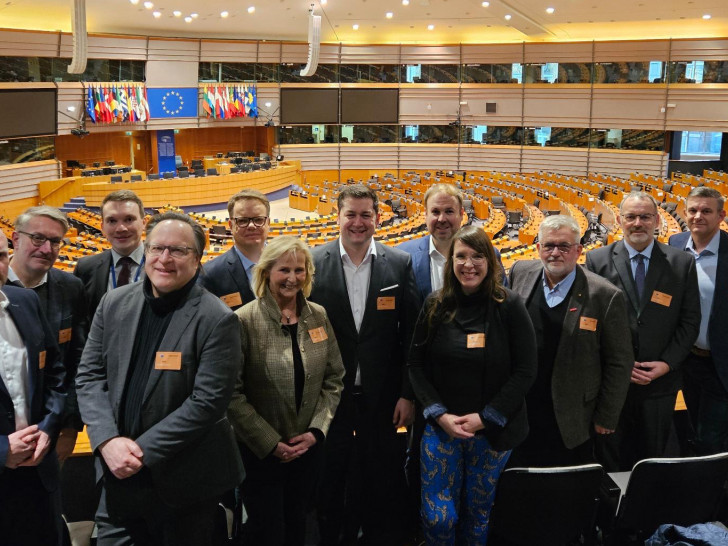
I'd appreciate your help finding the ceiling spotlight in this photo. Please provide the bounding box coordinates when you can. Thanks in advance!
[481,1,489,6]
[504,14,512,20]
[546,7,555,14]
[129,0,139,4]
[153,10,161,17]
[173,10,181,16]
[185,16,192,22]
[247,6,255,13]
[386,12,393,18]
[320,0,327,4]
[190,12,198,18]
[402,0,409,5]
[702,14,711,19]
[143,1,153,9]
[427,24,434,30]
[353,23,359,30]
[220,11,229,17]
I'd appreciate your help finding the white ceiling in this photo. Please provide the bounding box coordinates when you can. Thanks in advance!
[1,0,726,44]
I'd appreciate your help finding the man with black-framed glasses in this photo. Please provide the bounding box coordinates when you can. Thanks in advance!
[8,206,88,465]
[586,191,700,470]
[201,189,270,311]
[509,214,633,467]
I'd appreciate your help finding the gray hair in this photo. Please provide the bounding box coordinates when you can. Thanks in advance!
[538,215,581,244]
[619,191,658,214]
[15,206,69,233]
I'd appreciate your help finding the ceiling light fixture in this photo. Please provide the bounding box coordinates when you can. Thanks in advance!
[185,16,192,22]
[143,1,153,9]
[320,0,327,4]
[504,14,512,20]
[129,0,139,4]
[402,0,409,5]
[191,12,198,18]
[153,10,161,17]
[481,1,489,6]
[427,24,434,30]
[352,23,359,30]
[173,10,181,16]
[702,14,711,19]
[247,6,255,13]
[221,11,229,17]
[386,12,393,18]
[546,7,555,14]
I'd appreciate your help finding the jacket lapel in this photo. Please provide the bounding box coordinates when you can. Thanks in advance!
[45,269,63,332]
[414,237,432,296]
[4,300,37,407]
[560,267,587,343]
[612,242,640,313]
[360,243,387,335]
[225,248,254,301]
[116,288,144,395]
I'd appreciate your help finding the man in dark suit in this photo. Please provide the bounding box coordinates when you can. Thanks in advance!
[310,184,420,546]
[0,234,66,545]
[669,186,728,454]
[76,212,244,544]
[586,192,700,470]
[509,215,633,466]
[8,205,88,462]
[74,189,146,322]
[200,189,269,310]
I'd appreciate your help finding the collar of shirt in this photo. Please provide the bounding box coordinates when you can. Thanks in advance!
[339,237,377,267]
[686,229,721,257]
[111,244,145,267]
[542,267,577,298]
[233,246,257,278]
[623,239,655,261]
[7,265,47,289]
[0,289,9,310]
[428,236,446,263]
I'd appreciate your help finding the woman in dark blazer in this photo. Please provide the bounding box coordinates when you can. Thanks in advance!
[408,225,537,546]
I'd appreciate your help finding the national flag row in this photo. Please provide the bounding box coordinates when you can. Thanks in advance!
[86,84,150,124]
[201,85,258,119]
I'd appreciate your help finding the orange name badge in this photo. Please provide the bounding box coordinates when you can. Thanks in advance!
[220,292,243,308]
[579,317,598,332]
[377,296,396,311]
[155,352,182,371]
[58,328,72,344]
[467,333,486,349]
[651,290,673,307]
[39,350,46,369]
[308,326,329,343]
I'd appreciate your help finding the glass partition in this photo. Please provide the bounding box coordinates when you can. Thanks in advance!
[339,64,399,83]
[0,136,55,165]
[0,57,144,83]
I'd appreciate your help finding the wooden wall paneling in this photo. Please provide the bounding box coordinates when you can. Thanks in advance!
[669,38,728,61]
[0,196,40,220]
[339,144,399,171]
[593,40,671,62]
[318,44,341,64]
[300,170,340,186]
[399,87,461,125]
[199,40,258,63]
[588,149,667,178]
[174,127,254,161]
[590,86,667,129]
[340,45,401,64]
[460,85,524,126]
[38,177,84,208]
[0,160,59,202]
[56,83,85,135]
[461,44,523,64]
[281,42,309,64]
[459,145,521,172]
[258,42,283,63]
[400,45,461,64]
[55,132,134,170]
[521,147,589,177]
[147,38,200,62]
[398,144,459,171]
[0,28,59,57]
[522,86,592,127]
[665,86,728,131]
[524,42,593,63]
[59,33,148,60]
[279,144,340,170]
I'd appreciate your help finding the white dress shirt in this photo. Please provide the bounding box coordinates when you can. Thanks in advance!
[0,290,30,430]
[428,237,447,293]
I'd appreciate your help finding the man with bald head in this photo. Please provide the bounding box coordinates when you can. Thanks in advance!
[586,191,700,470]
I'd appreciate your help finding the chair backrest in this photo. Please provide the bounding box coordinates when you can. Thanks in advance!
[616,453,728,535]
[163,171,174,179]
[490,464,603,546]
[110,176,122,183]
[206,168,218,176]
[178,170,189,178]
[148,173,160,180]
[130,174,142,181]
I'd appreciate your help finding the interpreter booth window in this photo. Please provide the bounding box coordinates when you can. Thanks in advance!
[279,64,338,83]
[589,129,665,151]
[403,64,461,84]
[339,65,400,83]
[401,126,419,143]
[349,125,399,143]
[480,126,523,146]
[199,62,256,82]
[0,57,145,83]
[593,61,663,83]
[522,127,553,146]
[462,64,521,83]
[277,125,339,144]
[462,125,490,144]
[0,136,55,165]
[413,125,461,144]
[522,63,559,83]
[670,61,728,83]
[680,131,722,159]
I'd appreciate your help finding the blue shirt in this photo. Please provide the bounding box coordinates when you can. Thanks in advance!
[542,268,577,308]
[233,246,256,285]
[684,231,720,350]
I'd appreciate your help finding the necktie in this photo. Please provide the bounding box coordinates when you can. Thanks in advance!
[634,253,645,300]
[116,256,134,286]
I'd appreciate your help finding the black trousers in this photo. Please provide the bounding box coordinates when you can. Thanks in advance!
[317,391,407,546]
[0,467,59,546]
[95,469,217,546]
[682,353,728,455]
[239,441,320,546]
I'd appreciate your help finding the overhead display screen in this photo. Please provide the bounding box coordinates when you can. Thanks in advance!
[280,88,339,124]
[0,89,57,139]
[340,89,399,124]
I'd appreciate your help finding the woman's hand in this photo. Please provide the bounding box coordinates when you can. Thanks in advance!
[288,432,316,458]
[273,442,299,463]
[436,413,475,439]
[454,413,485,434]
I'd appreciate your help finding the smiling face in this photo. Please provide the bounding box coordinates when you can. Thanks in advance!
[229,198,270,258]
[101,200,145,256]
[453,239,488,295]
[538,227,582,286]
[267,250,307,308]
[426,192,463,248]
[618,196,658,251]
[338,196,380,252]
[686,196,726,241]
[144,219,200,297]
[11,215,65,277]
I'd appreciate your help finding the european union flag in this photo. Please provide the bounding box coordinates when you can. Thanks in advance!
[147,88,198,118]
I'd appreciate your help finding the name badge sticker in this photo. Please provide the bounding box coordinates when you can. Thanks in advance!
[651,290,672,307]
[39,350,46,369]
[155,352,182,371]
[579,317,598,331]
[58,328,72,344]
[377,296,396,311]
[467,333,486,349]
[309,326,329,343]
[220,292,243,308]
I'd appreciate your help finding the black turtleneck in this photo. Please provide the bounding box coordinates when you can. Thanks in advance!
[119,271,199,438]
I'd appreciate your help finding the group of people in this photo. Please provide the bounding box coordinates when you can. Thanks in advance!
[0,178,725,546]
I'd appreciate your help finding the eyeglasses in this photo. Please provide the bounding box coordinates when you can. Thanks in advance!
[454,254,486,266]
[145,243,196,258]
[541,242,576,253]
[232,216,268,228]
[17,231,64,249]
[621,214,655,223]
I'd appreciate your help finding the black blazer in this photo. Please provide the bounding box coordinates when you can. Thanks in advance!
[73,250,113,323]
[309,240,421,416]
[0,286,65,490]
[199,247,255,311]
[408,289,537,451]
[670,230,728,391]
[585,240,701,397]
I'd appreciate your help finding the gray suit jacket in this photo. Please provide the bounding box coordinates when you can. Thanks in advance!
[509,261,634,448]
[76,281,244,507]
[199,247,255,312]
[585,240,701,397]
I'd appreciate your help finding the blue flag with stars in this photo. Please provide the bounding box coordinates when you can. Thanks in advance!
[147,88,198,118]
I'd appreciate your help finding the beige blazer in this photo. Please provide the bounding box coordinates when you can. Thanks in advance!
[228,288,345,459]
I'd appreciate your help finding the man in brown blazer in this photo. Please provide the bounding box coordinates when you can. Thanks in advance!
[509,215,633,466]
